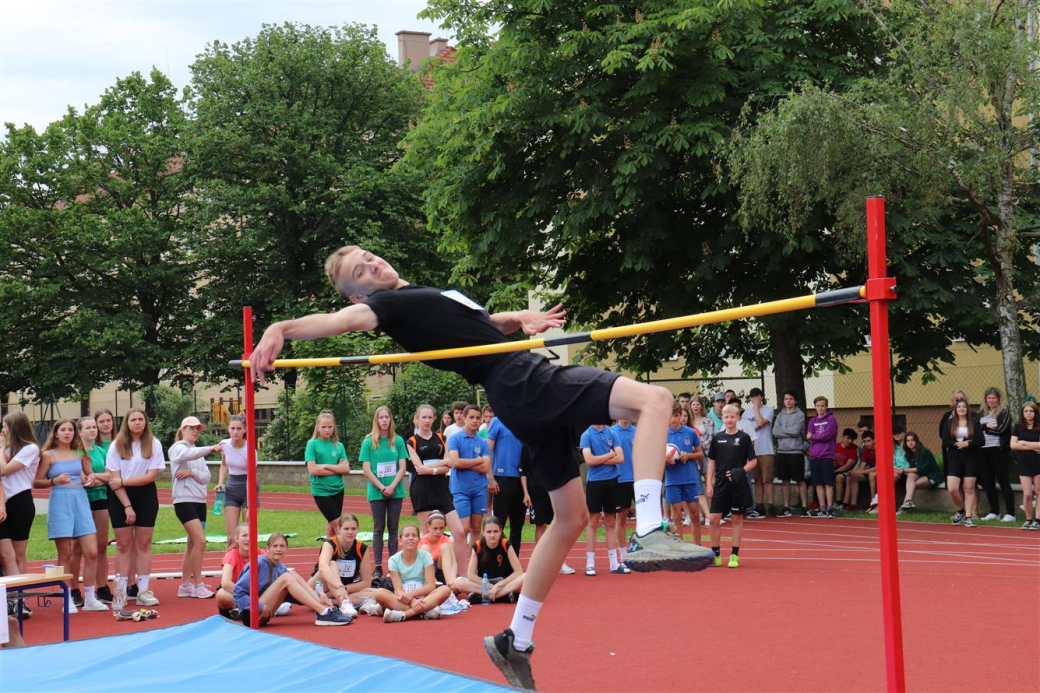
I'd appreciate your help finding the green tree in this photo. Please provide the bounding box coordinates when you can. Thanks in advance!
[184,22,453,388]
[383,363,476,431]
[0,70,197,404]
[730,0,1040,404]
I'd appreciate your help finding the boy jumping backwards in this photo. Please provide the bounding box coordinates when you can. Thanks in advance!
[249,246,715,689]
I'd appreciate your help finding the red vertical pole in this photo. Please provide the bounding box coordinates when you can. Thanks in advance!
[242,307,260,629]
[865,196,906,692]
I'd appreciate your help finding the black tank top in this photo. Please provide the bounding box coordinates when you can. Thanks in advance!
[408,432,446,476]
[314,538,367,584]
[473,540,511,580]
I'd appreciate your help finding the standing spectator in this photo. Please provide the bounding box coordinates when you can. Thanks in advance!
[306,411,351,540]
[488,416,526,554]
[0,413,40,582]
[1010,402,1040,530]
[72,416,113,605]
[938,390,969,462]
[978,387,1016,522]
[609,418,637,555]
[689,398,715,455]
[807,397,838,517]
[216,414,257,550]
[520,448,577,575]
[742,388,775,516]
[942,398,984,526]
[708,393,726,431]
[479,405,495,439]
[443,401,468,440]
[439,410,453,434]
[447,405,492,545]
[93,408,129,600]
[773,392,808,517]
[169,417,222,599]
[898,432,943,512]
[707,404,757,568]
[580,424,627,575]
[677,393,692,409]
[664,405,705,546]
[832,429,859,510]
[725,389,738,405]
[106,408,164,609]
[360,406,408,580]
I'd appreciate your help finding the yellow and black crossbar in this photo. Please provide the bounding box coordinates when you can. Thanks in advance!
[230,285,866,370]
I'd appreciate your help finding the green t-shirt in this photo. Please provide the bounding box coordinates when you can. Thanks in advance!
[306,438,347,497]
[85,445,109,502]
[359,435,408,502]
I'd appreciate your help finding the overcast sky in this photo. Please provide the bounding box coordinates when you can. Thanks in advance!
[0,1,449,134]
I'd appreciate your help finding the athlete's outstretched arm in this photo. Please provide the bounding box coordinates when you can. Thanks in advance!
[251,304,379,384]
[489,303,567,336]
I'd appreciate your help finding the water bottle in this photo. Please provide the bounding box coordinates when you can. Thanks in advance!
[481,573,491,606]
[315,580,324,598]
[213,489,224,516]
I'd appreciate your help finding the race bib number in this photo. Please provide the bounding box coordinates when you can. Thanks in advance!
[402,580,423,592]
[336,559,356,580]
[376,462,397,478]
[441,290,485,312]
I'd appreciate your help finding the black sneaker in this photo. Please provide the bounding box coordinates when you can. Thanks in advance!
[96,585,114,603]
[800,507,810,518]
[826,508,836,518]
[951,510,965,525]
[833,502,846,511]
[18,599,33,619]
[127,583,139,601]
[484,628,535,690]
[746,508,764,520]
[71,589,84,607]
[372,566,383,580]
[780,507,793,517]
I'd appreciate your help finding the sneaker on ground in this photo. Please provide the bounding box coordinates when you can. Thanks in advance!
[780,507,793,517]
[800,507,810,518]
[610,565,631,574]
[951,510,965,525]
[727,554,740,569]
[383,609,406,623]
[65,600,79,614]
[826,508,836,518]
[315,608,352,626]
[558,563,576,575]
[359,598,384,617]
[275,602,292,616]
[720,513,731,524]
[96,585,114,603]
[999,514,1015,523]
[964,517,977,528]
[71,589,84,607]
[112,589,127,611]
[193,584,215,599]
[980,513,999,521]
[136,590,160,606]
[833,502,846,511]
[484,628,535,691]
[746,508,764,519]
[420,605,441,620]
[1029,519,1040,531]
[177,583,195,598]
[1022,520,1034,530]
[340,600,358,618]
[682,514,692,527]
[126,584,139,601]
[82,597,109,612]
[903,500,916,510]
[584,566,597,576]
[622,528,716,573]
[712,554,722,567]
[867,506,878,515]
[807,509,821,518]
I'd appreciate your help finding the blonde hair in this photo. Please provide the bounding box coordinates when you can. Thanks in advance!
[114,408,156,460]
[721,404,741,417]
[325,245,361,296]
[368,405,396,450]
[311,410,339,444]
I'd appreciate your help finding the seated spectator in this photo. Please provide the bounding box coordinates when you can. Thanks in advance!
[868,426,910,513]
[419,510,458,589]
[454,516,524,603]
[360,523,451,622]
[233,532,349,626]
[832,429,859,510]
[216,524,266,616]
[310,513,374,616]
[843,431,876,510]
[898,432,943,512]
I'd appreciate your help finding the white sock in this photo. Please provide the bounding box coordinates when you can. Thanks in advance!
[137,575,150,592]
[585,551,595,568]
[509,595,542,651]
[116,576,128,591]
[84,586,96,601]
[618,545,627,557]
[634,479,664,535]
[608,550,619,571]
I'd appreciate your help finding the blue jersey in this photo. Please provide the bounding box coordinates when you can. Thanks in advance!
[487,417,522,477]
[664,425,702,487]
[448,430,491,494]
[580,426,620,482]
[609,422,636,483]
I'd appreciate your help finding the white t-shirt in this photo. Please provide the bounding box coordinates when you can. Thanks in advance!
[106,439,166,479]
[222,439,250,475]
[2,444,40,496]
[443,423,462,440]
[742,406,775,456]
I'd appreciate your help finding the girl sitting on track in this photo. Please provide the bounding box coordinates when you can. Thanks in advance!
[942,398,984,527]
[359,523,451,622]
[216,415,257,549]
[360,405,409,580]
[169,416,222,599]
[233,532,350,626]
[455,517,524,603]
[33,419,105,612]
[419,510,459,589]
[0,413,41,582]
[310,513,375,616]
[897,432,944,512]
[216,523,266,615]
[1011,401,1040,531]
[106,408,164,609]
[306,410,351,539]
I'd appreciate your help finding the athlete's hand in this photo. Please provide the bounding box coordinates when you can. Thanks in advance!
[706,485,714,500]
[488,479,500,495]
[175,468,192,480]
[250,325,286,385]
[518,304,567,336]
[523,493,531,508]
[0,501,6,523]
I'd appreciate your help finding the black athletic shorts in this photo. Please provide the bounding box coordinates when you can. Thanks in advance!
[617,481,635,509]
[410,475,455,514]
[809,458,836,486]
[586,478,621,515]
[89,497,109,513]
[485,353,620,492]
[174,502,207,525]
[528,482,554,526]
[945,452,981,479]
[313,492,344,522]
[709,480,748,515]
[0,489,36,541]
[109,483,160,528]
[775,453,805,482]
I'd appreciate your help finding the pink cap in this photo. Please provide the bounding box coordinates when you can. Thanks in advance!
[179,416,207,431]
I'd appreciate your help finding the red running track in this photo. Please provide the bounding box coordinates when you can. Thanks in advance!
[17,518,1039,691]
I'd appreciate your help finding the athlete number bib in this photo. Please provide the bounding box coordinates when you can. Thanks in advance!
[336,559,356,580]
[376,462,397,478]
[402,580,423,592]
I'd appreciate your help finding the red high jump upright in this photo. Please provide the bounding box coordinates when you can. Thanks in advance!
[242,307,260,629]
[865,196,905,692]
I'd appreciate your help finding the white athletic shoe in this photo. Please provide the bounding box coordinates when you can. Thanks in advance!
[275,602,292,617]
[383,609,406,623]
[981,513,998,521]
[65,600,79,614]
[136,590,160,607]
[82,597,109,612]
[558,562,576,575]
[1000,514,1016,523]
[340,600,358,618]
[177,583,195,598]
[359,598,384,617]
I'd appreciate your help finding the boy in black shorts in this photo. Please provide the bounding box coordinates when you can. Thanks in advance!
[707,404,758,568]
[250,246,715,689]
